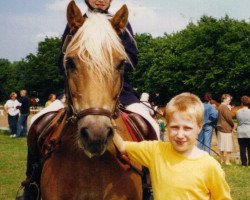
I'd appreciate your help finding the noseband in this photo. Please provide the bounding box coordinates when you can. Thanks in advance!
[63,33,123,123]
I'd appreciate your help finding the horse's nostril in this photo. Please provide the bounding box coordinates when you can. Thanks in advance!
[107,127,114,139]
[80,128,89,140]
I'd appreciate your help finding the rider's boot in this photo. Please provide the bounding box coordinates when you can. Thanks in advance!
[17,150,41,200]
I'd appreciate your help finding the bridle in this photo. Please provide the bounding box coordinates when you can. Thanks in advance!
[62,30,124,124]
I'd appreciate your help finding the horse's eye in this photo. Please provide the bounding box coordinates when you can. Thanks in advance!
[116,60,125,72]
[66,57,76,70]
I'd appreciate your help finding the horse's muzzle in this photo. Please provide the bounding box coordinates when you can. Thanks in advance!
[77,116,114,157]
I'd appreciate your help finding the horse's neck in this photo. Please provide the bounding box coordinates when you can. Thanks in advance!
[114,116,132,141]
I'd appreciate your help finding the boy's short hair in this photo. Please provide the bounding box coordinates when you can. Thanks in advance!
[165,92,204,128]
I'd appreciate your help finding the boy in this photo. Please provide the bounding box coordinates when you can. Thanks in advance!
[113,92,231,200]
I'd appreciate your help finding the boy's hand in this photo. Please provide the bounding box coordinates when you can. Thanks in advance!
[111,119,126,154]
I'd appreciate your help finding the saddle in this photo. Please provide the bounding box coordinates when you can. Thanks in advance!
[28,108,66,156]
[120,110,158,142]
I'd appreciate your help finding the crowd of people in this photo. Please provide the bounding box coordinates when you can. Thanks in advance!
[3,90,31,138]
[196,92,250,167]
[3,91,57,138]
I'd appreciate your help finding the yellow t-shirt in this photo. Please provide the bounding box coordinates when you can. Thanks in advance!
[125,141,231,200]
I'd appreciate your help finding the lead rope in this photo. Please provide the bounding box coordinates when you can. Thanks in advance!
[196,138,220,156]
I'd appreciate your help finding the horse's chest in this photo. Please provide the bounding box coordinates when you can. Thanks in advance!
[41,151,142,200]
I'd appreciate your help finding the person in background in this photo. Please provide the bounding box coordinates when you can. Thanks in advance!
[197,92,218,153]
[16,90,31,138]
[4,92,21,138]
[150,92,163,111]
[140,92,154,116]
[113,92,231,200]
[45,93,57,107]
[217,94,235,165]
[234,96,250,166]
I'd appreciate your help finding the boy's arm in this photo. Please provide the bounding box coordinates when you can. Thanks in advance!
[112,121,155,167]
[113,132,126,155]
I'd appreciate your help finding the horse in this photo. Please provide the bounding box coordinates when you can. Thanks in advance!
[26,2,143,200]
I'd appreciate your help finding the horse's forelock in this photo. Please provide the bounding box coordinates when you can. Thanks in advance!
[65,13,130,80]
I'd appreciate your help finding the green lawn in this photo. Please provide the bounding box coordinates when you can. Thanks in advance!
[0,130,249,199]
[0,130,27,200]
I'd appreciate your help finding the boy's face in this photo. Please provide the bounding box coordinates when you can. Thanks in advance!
[167,112,201,156]
[88,0,112,11]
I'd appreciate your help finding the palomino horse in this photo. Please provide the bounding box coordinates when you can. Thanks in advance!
[28,2,143,199]
[209,99,243,119]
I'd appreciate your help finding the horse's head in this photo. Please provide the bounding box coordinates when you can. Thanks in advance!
[64,1,129,157]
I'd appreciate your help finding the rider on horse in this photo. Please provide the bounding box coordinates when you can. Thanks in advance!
[58,0,159,137]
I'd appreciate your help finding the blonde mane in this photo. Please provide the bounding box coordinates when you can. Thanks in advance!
[65,13,130,80]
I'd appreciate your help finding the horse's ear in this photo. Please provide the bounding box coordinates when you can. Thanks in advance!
[111,4,128,33]
[67,1,85,33]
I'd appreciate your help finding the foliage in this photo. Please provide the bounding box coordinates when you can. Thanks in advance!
[133,16,250,103]
[0,59,23,101]
[21,37,64,102]
[0,37,64,104]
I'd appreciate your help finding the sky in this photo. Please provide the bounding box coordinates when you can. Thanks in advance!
[0,0,249,62]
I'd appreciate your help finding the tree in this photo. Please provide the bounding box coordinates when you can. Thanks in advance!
[131,16,250,103]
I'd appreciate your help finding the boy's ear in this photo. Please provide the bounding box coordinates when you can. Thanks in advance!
[67,1,85,33]
[111,4,128,33]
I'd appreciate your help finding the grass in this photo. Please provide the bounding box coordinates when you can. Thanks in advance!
[224,165,250,200]
[0,130,249,199]
[0,130,27,200]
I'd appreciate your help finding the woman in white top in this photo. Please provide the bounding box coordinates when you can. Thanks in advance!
[4,92,21,137]
[234,96,250,166]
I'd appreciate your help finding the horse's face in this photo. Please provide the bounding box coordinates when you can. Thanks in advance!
[65,1,129,157]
